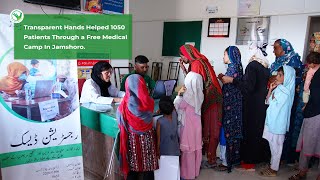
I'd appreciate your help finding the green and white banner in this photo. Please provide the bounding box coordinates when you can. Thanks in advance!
[0,13,84,180]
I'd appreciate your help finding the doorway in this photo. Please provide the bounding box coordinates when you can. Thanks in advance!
[303,16,320,62]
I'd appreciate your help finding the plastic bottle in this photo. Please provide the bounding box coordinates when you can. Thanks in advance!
[24,83,32,100]
[52,80,62,99]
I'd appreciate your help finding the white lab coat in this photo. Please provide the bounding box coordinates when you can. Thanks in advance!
[80,79,125,105]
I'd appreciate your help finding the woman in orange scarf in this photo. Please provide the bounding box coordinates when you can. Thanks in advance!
[179,44,223,166]
[0,62,29,95]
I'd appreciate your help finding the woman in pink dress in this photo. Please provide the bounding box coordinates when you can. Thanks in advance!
[174,72,204,179]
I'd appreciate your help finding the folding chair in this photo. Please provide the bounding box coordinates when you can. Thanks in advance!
[167,62,180,84]
[113,67,134,89]
[151,62,163,81]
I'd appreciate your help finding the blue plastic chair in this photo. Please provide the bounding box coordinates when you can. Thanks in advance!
[152,80,166,99]
[164,79,176,96]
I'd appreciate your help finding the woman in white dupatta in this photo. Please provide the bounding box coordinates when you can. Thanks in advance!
[174,72,204,180]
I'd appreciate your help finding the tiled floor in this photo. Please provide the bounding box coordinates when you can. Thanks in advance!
[84,166,319,180]
[197,166,319,180]
[84,160,319,180]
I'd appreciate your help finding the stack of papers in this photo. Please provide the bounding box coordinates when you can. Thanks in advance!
[82,103,113,112]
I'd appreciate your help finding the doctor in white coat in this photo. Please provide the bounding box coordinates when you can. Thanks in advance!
[80,61,124,107]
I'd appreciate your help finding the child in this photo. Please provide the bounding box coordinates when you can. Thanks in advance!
[155,96,180,180]
[174,72,203,179]
[217,46,243,172]
[29,59,41,76]
[302,52,320,109]
[260,65,296,177]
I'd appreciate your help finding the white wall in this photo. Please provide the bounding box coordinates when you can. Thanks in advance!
[130,0,320,85]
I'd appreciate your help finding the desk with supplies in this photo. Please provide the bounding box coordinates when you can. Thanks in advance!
[80,99,160,180]
[6,96,71,120]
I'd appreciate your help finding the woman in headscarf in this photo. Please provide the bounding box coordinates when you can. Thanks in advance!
[0,62,29,95]
[309,32,320,53]
[221,42,271,166]
[271,39,303,83]
[219,46,243,172]
[179,44,222,167]
[270,39,304,165]
[80,61,124,107]
[117,74,158,180]
[289,52,320,180]
[174,72,204,179]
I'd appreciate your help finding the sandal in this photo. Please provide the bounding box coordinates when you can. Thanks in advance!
[214,164,228,171]
[288,173,306,180]
[259,167,277,177]
[259,164,270,171]
[201,161,216,169]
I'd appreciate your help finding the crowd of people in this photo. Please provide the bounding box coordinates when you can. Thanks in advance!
[77,35,320,180]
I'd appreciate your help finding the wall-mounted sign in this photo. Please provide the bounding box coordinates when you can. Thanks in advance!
[238,0,261,16]
[236,17,270,45]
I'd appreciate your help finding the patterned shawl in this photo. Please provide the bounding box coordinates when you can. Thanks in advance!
[270,39,303,84]
[117,74,154,177]
[226,46,243,79]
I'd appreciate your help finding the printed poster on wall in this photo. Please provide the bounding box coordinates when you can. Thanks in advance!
[236,17,270,45]
[0,14,84,180]
[84,0,124,14]
[102,0,124,14]
[238,0,261,16]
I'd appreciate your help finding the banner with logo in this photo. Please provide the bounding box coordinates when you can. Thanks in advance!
[0,13,84,180]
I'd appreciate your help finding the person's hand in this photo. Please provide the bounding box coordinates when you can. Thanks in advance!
[269,82,278,91]
[156,109,161,114]
[221,76,233,84]
[178,86,186,96]
[113,97,123,103]
[179,58,188,75]
[179,58,184,66]
[179,59,186,69]
[217,73,224,81]
[269,75,277,84]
